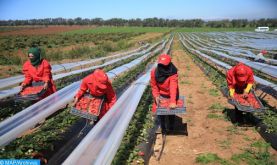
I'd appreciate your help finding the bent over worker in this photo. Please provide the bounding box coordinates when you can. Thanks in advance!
[254,50,268,63]
[73,69,117,119]
[21,47,57,99]
[226,62,255,122]
[150,54,179,134]
[227,62,254,99]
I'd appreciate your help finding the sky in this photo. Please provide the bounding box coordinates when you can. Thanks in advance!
[0,0,276,20]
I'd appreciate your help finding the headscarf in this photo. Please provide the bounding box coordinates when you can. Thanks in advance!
[28,47,42,67]
[155,62,177,83]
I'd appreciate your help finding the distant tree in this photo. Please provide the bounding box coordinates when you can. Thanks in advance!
[74,17,83,25]
[0,17,276,28]
[67,19,74,26]
[91,18,104,26]
[128,18,142,26]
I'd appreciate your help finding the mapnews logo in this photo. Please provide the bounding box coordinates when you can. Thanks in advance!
[0,160,40,165]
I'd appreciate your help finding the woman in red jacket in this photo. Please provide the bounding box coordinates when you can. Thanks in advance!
[226,62,254,123]
[227,62,254,98]
[21,47,56,99]
[150,54,179,134]
[73,69,117,119]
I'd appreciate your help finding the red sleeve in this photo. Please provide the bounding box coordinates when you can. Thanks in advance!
[22,62,32,85]
[226,69,235,89]
[75,79,88,99]
[150,69,160,98]
[247,68,254,84]
[106,81,117,109]
[169,74,178,104]
[42,60,52,83]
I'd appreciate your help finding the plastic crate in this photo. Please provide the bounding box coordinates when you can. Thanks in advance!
[156,96,186,115]
[70,94,105,121]
[15,82,46,101]
[221,87,265,113]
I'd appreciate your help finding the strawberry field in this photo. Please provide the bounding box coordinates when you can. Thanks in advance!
[0,27,276,165]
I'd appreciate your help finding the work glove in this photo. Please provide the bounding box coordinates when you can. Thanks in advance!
[229,88,235,98]
[244,84,253,94]
[242,84,253,99]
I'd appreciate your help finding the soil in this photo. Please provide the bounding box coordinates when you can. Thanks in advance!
[149,38,277,165]
[255,90,277,109]
[0,25,94,36]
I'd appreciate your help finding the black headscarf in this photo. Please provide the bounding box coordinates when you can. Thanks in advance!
[155,62,177,83]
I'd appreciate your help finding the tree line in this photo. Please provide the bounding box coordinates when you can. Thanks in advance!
[0,17,276,27]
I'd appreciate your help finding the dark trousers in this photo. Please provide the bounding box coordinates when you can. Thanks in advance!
[159,115,175,133]
[158,94,178,133]
[235,107,244,123]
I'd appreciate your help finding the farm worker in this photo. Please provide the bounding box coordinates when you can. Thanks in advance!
[150,54,179,134]
[226,62,254,98]
[21,47,56,98]
[73,69,117,119]
[226,63,255,122]
[254,50,267,63]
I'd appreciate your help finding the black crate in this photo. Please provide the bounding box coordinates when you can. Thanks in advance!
[156,96,186,115]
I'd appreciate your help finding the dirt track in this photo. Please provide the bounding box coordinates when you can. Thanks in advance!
[149,39,277,165]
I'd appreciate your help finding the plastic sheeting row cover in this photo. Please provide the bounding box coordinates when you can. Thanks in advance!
[162,36,174,54]
[0,38,168,147]
[182,33,277,78]
[0,44,149,90]
[187,33,261,60]
[0,53,139,100]
[63,70,151,165]
[206,49,277,78]
[179,34,277,94]
[62,36,173,165]
[194,32,277,65]
[0,42,160,100]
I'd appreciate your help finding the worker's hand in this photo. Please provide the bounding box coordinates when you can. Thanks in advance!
[228,93,234,100]
[242,91,249,99]
[169,103,177,109]
[43,82,49,90]
[72,98,78,107]
[155,97,160,105]
[20,83,26,91]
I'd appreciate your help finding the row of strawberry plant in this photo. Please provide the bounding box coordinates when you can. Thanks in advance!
[180,38,277,141]
[184,34,277,84]
[112,86,154,165]
[0,53,143,122]
[112,36,174,164]
[0,32,142,66]
[0,49,160,161]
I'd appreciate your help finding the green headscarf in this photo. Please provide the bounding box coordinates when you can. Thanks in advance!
[28,47,42,67]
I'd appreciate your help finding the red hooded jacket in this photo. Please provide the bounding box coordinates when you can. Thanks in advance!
[226,63,254,93]
[75,73,116,119]
[150,68,179,112]
[22,59,56,97]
